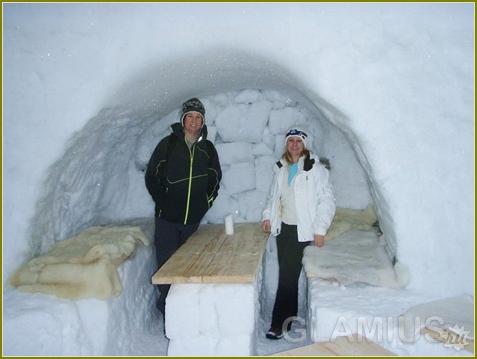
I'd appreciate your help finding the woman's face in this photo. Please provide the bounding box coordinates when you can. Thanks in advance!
[286,136,304,157]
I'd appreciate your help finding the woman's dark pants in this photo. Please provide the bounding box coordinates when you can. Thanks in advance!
[271,223,309,331]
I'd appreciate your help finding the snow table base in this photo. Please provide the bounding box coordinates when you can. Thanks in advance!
[151,223,268,356]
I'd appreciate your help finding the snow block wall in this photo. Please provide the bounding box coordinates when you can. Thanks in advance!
[3,3,474,307]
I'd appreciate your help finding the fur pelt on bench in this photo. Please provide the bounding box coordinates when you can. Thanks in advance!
[303,230,409,289]
[325,204,378,240]
[9,225,150,300]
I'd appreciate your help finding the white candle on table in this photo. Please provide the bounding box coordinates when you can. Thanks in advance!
[224,214,234,235]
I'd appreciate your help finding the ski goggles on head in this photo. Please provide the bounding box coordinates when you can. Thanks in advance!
[285,128,308,140]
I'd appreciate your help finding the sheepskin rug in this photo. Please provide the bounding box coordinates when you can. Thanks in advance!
[302,205,409,289]
[9,225,150,300]
[325,204,378,240]
[303,229,409,289]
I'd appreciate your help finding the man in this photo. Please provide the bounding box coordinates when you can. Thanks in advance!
[145,98,222,318]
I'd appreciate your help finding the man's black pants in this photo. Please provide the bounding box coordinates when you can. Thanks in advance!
[154,217,199,316]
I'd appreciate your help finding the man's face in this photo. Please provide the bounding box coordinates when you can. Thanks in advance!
[183,112,203,136]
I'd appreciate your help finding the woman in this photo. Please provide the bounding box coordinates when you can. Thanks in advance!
[262,128,336,339]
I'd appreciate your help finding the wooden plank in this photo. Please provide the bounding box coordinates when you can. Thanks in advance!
[323,334,396,356]
[151,223,268,284]
[270,343,339,356]
[270,334,396,356]
[421,327,474,353]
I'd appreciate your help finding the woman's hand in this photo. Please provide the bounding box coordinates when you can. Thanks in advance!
[314,234,325,247]
[262,220,271,233]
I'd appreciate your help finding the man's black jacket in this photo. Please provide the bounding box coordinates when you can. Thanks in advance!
[145,122,222,224]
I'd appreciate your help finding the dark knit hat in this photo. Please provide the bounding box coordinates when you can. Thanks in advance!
[180,98,205,127]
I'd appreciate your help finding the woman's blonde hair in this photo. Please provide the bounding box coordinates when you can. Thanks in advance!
[282,148,310,165]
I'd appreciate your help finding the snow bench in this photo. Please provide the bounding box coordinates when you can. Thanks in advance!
[303,278,474,356]
[3,220,162,356]
[3,243,160,355]
[151,222,268,356]
[301,230,473,356]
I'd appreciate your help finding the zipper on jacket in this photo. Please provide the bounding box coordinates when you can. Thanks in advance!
[184,141,195,224]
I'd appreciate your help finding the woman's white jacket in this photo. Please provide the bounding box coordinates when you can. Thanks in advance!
[261,153,336,242]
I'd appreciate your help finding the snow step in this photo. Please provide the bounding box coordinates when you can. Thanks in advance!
[269,334,395,356]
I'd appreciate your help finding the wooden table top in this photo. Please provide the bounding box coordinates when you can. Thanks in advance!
[151,223,268,284]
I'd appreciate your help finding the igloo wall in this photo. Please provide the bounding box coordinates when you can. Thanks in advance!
[3,3,474,299]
